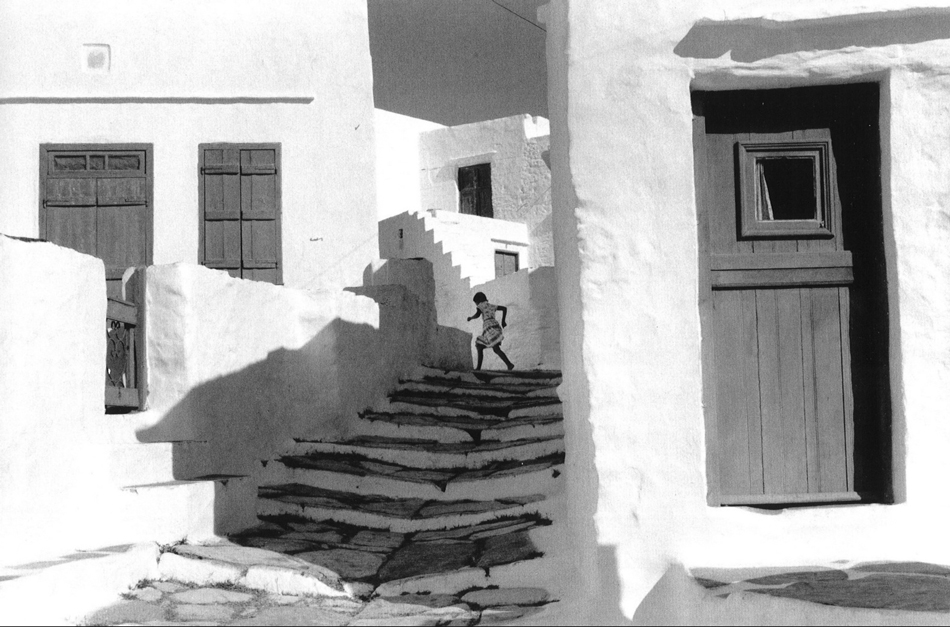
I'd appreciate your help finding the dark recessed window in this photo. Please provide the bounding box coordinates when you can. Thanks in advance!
[458,163,493,218]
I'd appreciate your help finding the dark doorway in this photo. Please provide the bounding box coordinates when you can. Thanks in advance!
[693,83,891,506]
[458,163,493,218]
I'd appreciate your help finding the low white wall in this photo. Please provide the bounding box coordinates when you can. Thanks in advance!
[138,263,433,474]
[549,0,950,621]
[0,0,377,292]
[0,236,233,566]
[375,109,445,220]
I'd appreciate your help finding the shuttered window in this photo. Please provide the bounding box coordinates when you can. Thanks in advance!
[458,163,493,218]
[199,144,282,284]
[40,144,153,299]
[494,251,519,278]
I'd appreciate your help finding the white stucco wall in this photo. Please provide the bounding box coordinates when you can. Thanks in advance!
[138,262,434,475]
[419,115,554,268]
[375,109,445,220]
[0,0,377,292]
[549,0,950,621]
[0,237,257,566]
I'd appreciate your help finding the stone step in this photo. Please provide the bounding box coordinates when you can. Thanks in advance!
[407,366,562,387]
[374,396,562,420]
[120,475,259,541]
[354,410,564,443]
[229,510,551,595]
[257,484,556,533]
[396,379,560,400]
[261,449,563,502]
[285,435,563,469]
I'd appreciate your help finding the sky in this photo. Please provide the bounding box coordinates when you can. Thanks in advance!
[368,0,549,126]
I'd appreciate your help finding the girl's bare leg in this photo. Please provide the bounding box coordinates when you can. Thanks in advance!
[475,344,485,370]
[493,345,514,370]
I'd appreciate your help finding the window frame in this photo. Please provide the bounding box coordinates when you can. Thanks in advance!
[737,140,834,239]
[494,249,519,278]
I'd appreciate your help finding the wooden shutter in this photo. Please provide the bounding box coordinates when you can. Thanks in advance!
[240,149,280,284]
[495,251,519,278]
[200,145,281,283]
[202,148,243,278]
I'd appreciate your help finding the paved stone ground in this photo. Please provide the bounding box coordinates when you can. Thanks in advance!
[693,561,950,612]
[83,580,554,626]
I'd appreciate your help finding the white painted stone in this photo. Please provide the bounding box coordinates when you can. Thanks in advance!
[158,552,243,587]
[170,587,254,604]
[174,603,235,622]
[372,567,488,597]
[127,586,164,602]
[241,564,350,599]
[461,587,549,607]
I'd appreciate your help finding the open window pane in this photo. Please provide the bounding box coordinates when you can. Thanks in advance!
[757,158,817,221]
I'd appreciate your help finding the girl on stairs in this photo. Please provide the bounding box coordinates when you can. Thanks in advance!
[467,291,515,371]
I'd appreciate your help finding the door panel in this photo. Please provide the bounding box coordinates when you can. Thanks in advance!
[46,206,97,256]
[696,89,873,505]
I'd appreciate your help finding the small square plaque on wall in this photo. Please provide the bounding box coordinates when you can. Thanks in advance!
[82,44,110,73]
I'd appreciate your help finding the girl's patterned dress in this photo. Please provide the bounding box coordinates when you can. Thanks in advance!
[475,301,504,347]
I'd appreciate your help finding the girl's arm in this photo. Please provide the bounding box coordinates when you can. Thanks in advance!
[467,308,481,321]
[496,305,508,327]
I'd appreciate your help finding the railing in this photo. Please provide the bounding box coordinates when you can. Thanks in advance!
[105,297,141,410]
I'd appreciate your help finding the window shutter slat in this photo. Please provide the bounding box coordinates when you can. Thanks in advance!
[45,178,97,206]
[97,178,147,206]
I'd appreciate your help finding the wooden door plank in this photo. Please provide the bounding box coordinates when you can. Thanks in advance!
[204,219,241,266]
[241,220,278,266]
[797,128,836,253]
[838,287,856,490]
[241,174,277,218]
[810,287,849,492]
[755,289,785,494]
[96,205,147,270]
[46,206,97,256]
[705,133,747,255]
[800,288,821,493]
[712,291,752,495]
[776,288,808,495]
[739,289,765,494]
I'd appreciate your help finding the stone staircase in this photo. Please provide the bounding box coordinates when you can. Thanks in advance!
[226,366,564,606]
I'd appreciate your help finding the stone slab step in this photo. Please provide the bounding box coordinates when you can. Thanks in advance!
[354,410,563,443]
[119,474,258,540]
[408,366,562,387]
[261,450,563,501]
[257,484,555,533]
[229,511,551,594]
[285,435,564,469]
[395,380,559,400]
[374,396,562,420]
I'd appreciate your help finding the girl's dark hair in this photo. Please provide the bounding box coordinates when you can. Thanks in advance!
[473,292,487,304]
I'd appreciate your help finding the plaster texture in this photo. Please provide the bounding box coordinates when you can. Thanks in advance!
[546,0,950,621]
[0,0,377,292]
[0,237,235,565]
[374,109,445,220]
[138,262,433,476]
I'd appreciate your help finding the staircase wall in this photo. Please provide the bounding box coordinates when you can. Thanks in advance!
[139,262,432,475]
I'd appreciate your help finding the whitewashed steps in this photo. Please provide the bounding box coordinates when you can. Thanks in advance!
[260,445,563,502]
[286,435,564,468]
[353,409,563,443]
[257,484,553,533]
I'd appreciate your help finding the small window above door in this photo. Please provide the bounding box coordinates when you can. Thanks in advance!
[737,141,834,239]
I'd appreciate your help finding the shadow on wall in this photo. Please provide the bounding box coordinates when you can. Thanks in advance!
[140,316,402,481]
[675,8,950,62]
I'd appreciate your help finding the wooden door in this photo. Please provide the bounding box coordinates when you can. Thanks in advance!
[41,146,152,299]
[695,86,888,506]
